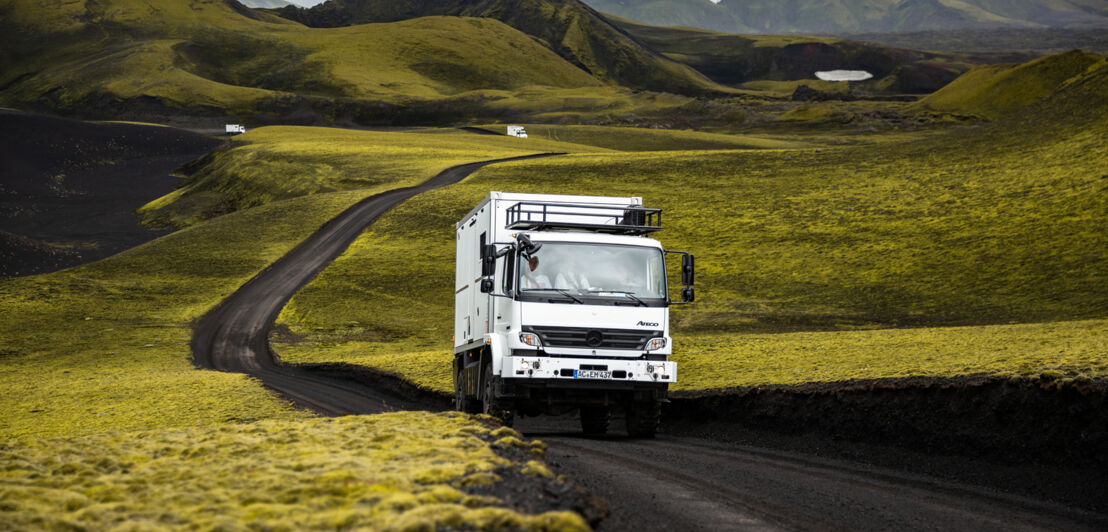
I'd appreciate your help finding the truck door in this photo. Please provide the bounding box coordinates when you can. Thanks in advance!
[475,231,489,338]
[455,226,472,344]
[494,248,515,336]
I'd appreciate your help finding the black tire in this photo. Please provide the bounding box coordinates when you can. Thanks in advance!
[625,401,660,438]
[481,362,514,427]
[454,363,479,414]
[580,406,610,436]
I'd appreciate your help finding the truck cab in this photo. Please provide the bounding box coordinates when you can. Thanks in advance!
[454,192,694,437]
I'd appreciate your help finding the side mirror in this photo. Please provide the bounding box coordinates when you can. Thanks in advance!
[518,234,542,256]
[681,287,695,303]
[480,278,494,293]
[681,254,695,286]
[482,244,497,276]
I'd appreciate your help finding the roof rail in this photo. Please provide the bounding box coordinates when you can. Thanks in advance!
[505,201,661,235]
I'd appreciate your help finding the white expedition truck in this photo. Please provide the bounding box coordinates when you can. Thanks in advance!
[454,192,694,437]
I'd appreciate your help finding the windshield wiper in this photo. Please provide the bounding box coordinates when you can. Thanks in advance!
[587,290,647,307]
[525,288,584,304]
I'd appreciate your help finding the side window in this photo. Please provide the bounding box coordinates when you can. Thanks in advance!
[503,250,515,292]
[479,232,486,262]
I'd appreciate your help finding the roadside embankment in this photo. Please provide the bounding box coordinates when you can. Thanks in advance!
[667,377,1108,469]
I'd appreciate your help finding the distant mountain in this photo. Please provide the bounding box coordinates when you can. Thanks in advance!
[238,0,291,8]
[273,0,723,95]
[582,0,1108,35]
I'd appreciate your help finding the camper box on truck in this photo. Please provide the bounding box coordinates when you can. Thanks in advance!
[453,192,694,437]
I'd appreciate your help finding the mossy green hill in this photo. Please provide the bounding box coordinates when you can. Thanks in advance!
[0,0,620,123]
[914,50,1106,119]
[582,0,1108,35]
[273,0,724,95]
[608,16,1005,94]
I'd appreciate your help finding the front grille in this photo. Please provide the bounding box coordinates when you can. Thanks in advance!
[526,326,662,350]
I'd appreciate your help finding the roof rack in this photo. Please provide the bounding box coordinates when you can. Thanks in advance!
[505,201,661,235]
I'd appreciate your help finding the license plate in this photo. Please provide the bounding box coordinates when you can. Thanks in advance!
[575,370,611,379]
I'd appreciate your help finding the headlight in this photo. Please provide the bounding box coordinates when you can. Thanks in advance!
[519,332,542,347]
[645,337,667,351]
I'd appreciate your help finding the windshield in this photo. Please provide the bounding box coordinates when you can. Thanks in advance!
[518,242,666,299]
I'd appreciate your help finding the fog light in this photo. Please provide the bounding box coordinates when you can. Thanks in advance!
[518,359,531,371]
[645,337,667,351]
[519,332,541,347]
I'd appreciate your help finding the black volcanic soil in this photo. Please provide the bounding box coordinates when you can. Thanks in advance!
[0,109,222,276]
[663,376,1108,513]
[667,376,1108,470]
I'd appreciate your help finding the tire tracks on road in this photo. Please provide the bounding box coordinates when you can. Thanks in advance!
[538,431,1108,531]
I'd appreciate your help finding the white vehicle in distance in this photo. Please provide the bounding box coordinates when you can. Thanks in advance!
[506,125,528,138]
[454,192,694,437]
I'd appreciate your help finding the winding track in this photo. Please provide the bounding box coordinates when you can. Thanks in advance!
[191,155,556,414]
[191,156,1108,530]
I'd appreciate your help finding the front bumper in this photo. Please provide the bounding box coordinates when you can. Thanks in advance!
[502,355,676,384]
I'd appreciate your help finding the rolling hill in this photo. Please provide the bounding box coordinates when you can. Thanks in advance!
[913,49,1106,118]
[239,0,292,7]
[271,0,725,95]
[0,0,618,124]
[582,0,1108,35]
[607,15,1020,93]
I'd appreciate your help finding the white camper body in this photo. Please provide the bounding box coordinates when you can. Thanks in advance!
[225,124,246,135]
[453,192,694,437]
[506,125,528,138]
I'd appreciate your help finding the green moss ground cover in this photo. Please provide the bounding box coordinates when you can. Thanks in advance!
[0,413,586,531]
[674,319,1108,390]
[0,190,388,439]
[140,125,602,228]
[274,71,1108,392]
[738,80,848,98]
[0,127,606,528]
[475,124,809,151]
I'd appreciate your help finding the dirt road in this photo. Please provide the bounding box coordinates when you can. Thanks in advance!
[192,155,556,413]
[525,416,1108,531]
[191,157,1108,530]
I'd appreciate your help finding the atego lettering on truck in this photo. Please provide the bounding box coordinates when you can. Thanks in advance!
[453,192,694,437]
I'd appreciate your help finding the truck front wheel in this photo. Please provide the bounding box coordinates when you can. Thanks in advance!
[481,362,514,427]
[625,401,661,438]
